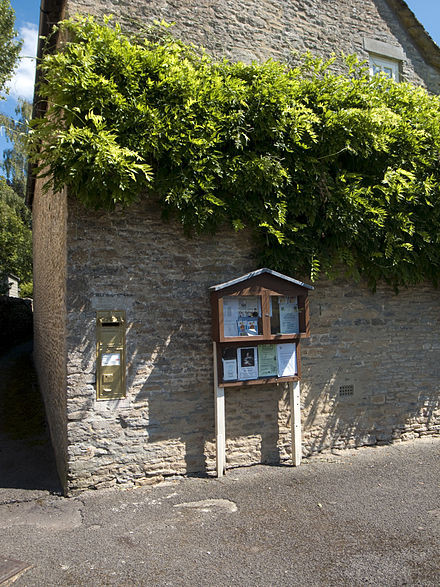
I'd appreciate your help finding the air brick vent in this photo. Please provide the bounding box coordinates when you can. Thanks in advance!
[339,384,354,397]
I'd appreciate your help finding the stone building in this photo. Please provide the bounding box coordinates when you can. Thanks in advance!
[31,0,440,494]
[0,273,20,298]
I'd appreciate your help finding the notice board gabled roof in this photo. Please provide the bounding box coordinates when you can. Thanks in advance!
[209,268,314,292]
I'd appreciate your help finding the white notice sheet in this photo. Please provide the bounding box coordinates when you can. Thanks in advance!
[276,343,297,377]
[238,296,261,317]
[237,347,258,380]
[279,297,299,334]
[223,297,240,337]
[222,359,238,381]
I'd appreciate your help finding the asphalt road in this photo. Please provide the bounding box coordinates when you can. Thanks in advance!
[0,437,439,586]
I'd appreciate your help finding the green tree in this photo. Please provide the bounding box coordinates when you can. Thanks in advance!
[0,3,31,296]
[0,178,32,295]
[0,0,22,97]
[2,98,31,198]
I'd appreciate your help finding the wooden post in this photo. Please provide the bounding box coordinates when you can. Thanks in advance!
[290,380,302,466]
[213,342,226,477]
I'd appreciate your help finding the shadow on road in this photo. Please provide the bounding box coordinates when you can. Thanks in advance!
[0,341,62,497]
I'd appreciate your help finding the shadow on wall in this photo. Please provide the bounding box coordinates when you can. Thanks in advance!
[224,384,286,468]
[132,326,289,474]
[132,324,215,476]
[69,308,440,486]
[298,273,440,456]
[301,365,440,455]
[0,341,62,494]
[71,317,287,479]
[65,263,440,487]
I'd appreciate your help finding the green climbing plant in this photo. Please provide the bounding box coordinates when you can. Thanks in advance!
[29,16,440,290]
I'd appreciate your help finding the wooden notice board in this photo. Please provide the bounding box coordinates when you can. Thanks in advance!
[210,268,313,476]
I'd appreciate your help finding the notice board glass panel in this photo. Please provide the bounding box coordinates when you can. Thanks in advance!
[220,343,297,383]
[270,296,299,335]
[223,296,262,338]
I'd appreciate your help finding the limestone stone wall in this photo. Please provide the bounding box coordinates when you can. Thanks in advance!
[45,0,440,492]
[65,199,258,491]
[301,278,440,453]
[67,0,440,93]
[32,181,69,489]
[64,199,439,492]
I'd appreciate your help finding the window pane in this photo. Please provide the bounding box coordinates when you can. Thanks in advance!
[369,55,399,82]
[373,64,382,76]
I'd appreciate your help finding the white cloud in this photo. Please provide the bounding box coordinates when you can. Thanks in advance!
[7,23,39,100]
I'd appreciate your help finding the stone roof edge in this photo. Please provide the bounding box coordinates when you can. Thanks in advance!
[27,0,67,207]
[385,0,440,71]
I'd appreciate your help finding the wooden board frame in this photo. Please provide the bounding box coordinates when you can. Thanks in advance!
[210,269,312,476]
[210,270,312,387]
[210,273,311,344]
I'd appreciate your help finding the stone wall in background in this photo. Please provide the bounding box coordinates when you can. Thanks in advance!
[64,200,439,492]
[32,180,69,490]
[301,278,440,453]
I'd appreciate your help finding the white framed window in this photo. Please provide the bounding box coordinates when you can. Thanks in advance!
[369,54,400,81]
[363,38,403,83]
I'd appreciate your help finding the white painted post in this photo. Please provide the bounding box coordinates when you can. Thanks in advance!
[213,342,226,477]
[290,380,302,466]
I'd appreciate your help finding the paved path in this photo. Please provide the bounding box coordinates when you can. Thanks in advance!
[0,437,439,586]
[0,341,62,505]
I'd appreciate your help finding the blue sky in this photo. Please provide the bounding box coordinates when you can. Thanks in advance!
[406,0,440,45]
[0,0,439,159]
[2,0,39,112]
[0,0,39,155]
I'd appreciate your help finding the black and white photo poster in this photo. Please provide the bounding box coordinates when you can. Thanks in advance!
[237,347,258,380]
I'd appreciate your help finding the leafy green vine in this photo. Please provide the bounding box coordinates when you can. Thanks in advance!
[29,16,440,289]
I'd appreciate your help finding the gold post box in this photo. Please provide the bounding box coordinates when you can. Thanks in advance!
[96,310,126,400]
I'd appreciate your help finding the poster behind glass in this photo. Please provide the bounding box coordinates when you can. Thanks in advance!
[223,296,261,337]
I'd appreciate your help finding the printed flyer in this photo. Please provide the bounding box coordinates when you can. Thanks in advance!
[258,345,278,377]
[237,316,259,336]
[222,358,238,381]
[276,343,297,377]
[279,297,299,334]
[237,347,258,380]
[223,296,261,337]
[222,297,240,337]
